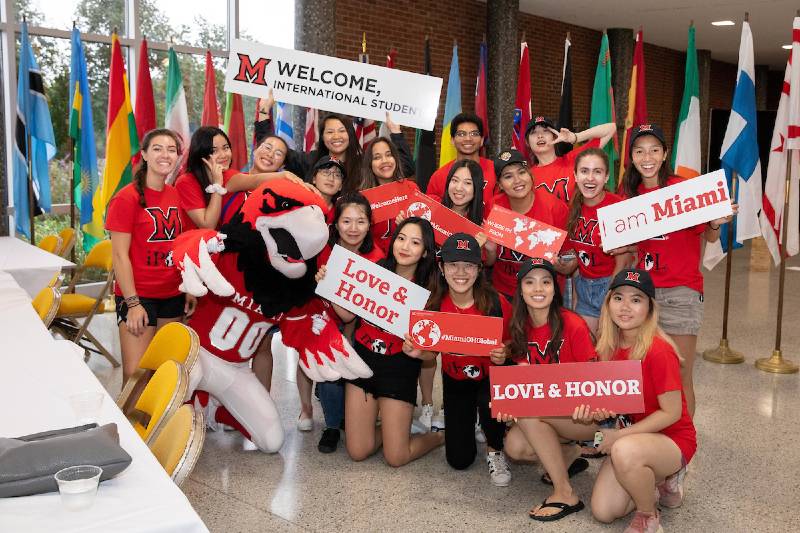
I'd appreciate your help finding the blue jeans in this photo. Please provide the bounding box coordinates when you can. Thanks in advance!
[574,274,612,318]
[317,380,345,429]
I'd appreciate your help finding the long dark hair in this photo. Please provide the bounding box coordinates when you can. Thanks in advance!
[427,262,499,314]
[507,267,565,362]
[441,159,485,224]
[134,128,182,207]
[329,191,375,255]
[185,126,230,204]
[313,114,362,193]
[380,217,437,289]
[359,136,405,190]
[620,133,672,198]
[566,147,609,236]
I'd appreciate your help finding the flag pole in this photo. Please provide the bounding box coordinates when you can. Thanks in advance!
[703,174,744,363]
[70,20,77,262]
[755,148,799,373]
[27,131,36,245]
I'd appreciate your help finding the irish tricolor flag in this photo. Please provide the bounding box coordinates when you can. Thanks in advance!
[672,24,701,178]
[165,47,190,181]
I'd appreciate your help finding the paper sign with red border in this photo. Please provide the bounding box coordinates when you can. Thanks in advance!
[361,180,416,223]
[405,190,484,245]
[315,244,430,338]
[408,310,503,357]
[482,205,567,261]
[597,169,732,251]
[489,360,644,418]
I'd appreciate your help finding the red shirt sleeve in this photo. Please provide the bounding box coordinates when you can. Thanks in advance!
[105,188,136,233]
[647,338,683,396]
[175,173,207,212]
[426,165,448,198]
[563,311,597,362]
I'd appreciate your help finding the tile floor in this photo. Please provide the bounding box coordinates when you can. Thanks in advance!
[87,245,800,532]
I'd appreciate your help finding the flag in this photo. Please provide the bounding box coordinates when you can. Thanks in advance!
[165,46,190,180]
[274,101,295,149]
[378,48,398,138]
[620,30,648,176]
[703,20,763,270]
[12,21,56,238]
[134,38,155,143]
[761,18,800,264]
[672,25,701,178]
[440,43,462,167]
[304,107,318,152]
[223,92,247,171]
[201,50,219,127]
[85,32,139,247]
[590,32,619,190]
[556,34,573,157]
[354,34,377,147]
[415,36,436,190]
[513,42,531,155]
[68,27,99,252]
[475,40,489,152]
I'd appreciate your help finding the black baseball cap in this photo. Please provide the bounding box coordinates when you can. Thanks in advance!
[628,124,666,155]
[440,233,482,265]
[494,149,528,177]
[524,116,557,139]
[312,155,346,177]
[608,268,656,299]
[517,257,556,282]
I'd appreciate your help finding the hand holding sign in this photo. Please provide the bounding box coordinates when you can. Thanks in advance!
[483,205,567,261]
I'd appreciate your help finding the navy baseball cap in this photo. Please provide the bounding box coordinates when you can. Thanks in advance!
[608,268,656,299]
[628,124,666,155]
[312,155,346,177]
[494,149,527,177]
[524,116,557,139]
[517,257,556,282]
[441,233,482,264]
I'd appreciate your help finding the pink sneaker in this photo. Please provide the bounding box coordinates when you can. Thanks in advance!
[657,466,686,508]
[624,510,663,533]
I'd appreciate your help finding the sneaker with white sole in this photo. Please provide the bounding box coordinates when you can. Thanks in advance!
[486,451,511,487]
[297,415,313,432]
[417,403,434,432]
[657,465,687,508]
[431,410,445,432]
[624,510,663,533]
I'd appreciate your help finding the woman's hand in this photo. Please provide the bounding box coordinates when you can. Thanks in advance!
[280,171,304,185]
[315,265,327,284]
[125,305,148,337]
[258,89,274,118]
[184,295,197,319]
[402,333,424,358]
[395,211,406,225]
[708,202,739,228]
[203,157,224,186]
[475,231,488,248]
[596,427,620,454]
[385,113,401,134]
[571,405,615,425]
[489,345,507,365]
[547,127,577,146]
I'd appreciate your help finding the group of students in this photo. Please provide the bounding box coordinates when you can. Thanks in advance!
[104,101,734,531]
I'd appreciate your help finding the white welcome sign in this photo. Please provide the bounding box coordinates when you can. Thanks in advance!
[597,170,733,251]
[224,39,443,130]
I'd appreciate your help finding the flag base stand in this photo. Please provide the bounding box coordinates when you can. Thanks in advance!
[755,350,798,374]
[702,339,744,364]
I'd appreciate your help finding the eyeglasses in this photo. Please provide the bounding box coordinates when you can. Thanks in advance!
[257,142,286,159]
[318,168,343,179]
[454,130,482,138]
[443,262,479,273]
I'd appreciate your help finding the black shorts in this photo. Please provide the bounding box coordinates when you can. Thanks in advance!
[349,343,422,406]
[115,294,185,327]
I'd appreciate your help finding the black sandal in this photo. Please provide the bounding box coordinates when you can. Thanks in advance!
[541,457,589,485]
[529,499,585,521]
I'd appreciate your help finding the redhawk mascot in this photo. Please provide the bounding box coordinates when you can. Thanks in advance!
[172,178,371,452]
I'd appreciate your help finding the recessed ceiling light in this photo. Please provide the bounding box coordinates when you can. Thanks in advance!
[711,20,735,26]
[783,44,793,50]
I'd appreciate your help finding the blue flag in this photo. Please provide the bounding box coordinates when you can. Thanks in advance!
[69,27,98,247]
[13,22,56,238]
[274,101,295,150]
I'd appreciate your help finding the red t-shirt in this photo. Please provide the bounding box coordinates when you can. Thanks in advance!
[567,192,622,279]
[511,309,596,364]
[369,179,420,255]
[612,336,697,462]
[439,293,512,381]
[490,190,569,297]
[532,138,601,203]
[188,253,275,363]
[426,157,497,213]
[175,168,240,230]
[629,176,705,293]
[316,242,385,269]
[105,183,184,299]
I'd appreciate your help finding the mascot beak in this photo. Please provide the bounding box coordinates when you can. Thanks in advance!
[255,204,328,279]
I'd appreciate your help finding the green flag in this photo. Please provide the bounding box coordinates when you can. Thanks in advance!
[590,33,619,191]
[671,25,701,178]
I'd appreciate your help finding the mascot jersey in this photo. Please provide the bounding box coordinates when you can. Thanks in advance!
[188,252,273,363]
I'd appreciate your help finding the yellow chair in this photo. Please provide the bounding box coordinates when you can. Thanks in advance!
[149,404,205,486]
[57,228,76,258]
[117,322,199,415]
[131,360,189,445]
[37,234,62,254]
[31,287,62,327]
[50,240,119,367]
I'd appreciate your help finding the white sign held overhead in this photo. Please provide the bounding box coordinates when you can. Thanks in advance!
[597,170,733,251]
[224,39,443,130]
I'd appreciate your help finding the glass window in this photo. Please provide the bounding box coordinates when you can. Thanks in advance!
[148,0,228,48]
[239,0,294,48]
[16,0,127,36]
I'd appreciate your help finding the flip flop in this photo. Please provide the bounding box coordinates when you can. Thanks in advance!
[580,445,606,459]
[529,499,585,521]
[541,457,589,486]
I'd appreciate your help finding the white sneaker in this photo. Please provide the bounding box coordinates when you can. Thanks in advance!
[475,422,486,443]
[297,415,313,432]
[431,410,445,432]
[487,451,511,487]
[242,438,258,451]
[417,404,434,431]
[657,465,687,508]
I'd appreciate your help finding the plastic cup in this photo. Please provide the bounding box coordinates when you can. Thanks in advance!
[68,391,104,425]
[54,465,102,511]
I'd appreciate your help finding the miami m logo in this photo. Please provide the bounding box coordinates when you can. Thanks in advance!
[233,53,270,86]
[145,207,182,242]
[536,177,570,202]
[570,216,597,245]
[527,339,565,364]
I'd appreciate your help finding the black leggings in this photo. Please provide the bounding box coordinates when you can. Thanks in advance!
[442,373,506,470]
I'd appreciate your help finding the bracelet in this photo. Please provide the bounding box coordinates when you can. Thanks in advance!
[126,301,141,309]
[572,131,578,144]
[708,222,720,230]
[124,295,140,305]
[205,183,228,195]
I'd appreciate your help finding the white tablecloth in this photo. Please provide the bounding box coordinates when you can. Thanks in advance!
[0,236,75,297]
[0,271,208,533]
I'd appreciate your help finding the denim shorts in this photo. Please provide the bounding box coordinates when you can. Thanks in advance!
[655,286,704,336]
[574,274,611,318]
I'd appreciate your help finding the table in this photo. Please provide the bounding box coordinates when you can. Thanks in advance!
[0,236,74,297]
[0,271,208,533]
